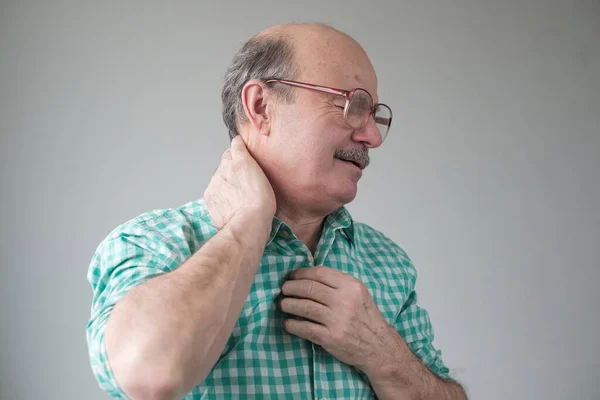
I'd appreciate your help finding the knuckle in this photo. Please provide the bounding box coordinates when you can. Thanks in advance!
[304,301,318,316]
[342,293,360,313]
[308,328,322,343]
[280,297,290,311]
[281,281,290,295]
[351,279,367,296]
[313,266,327,278]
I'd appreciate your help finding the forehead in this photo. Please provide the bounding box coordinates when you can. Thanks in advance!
[293,30,379,101]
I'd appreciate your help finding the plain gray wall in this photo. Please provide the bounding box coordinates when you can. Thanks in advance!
[1,0,598,399]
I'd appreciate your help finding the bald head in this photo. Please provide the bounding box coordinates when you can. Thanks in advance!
[221,23,378,138]
[256,22,357,48]
[259,24,377,93]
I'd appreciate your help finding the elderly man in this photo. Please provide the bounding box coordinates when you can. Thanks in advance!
[87,23,467,400]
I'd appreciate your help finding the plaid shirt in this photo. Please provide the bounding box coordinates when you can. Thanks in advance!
[86,198,452,399]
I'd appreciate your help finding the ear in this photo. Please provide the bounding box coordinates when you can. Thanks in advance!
[241,79,273,136]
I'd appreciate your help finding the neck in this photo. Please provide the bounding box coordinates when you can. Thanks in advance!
[275,205,327,255]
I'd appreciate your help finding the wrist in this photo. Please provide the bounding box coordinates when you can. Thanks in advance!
[362,324,411,382]
[227,209,273,245]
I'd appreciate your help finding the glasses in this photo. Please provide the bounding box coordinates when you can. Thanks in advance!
[264,79,392,142]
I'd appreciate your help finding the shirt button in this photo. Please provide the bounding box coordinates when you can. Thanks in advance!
[280,230,290,239]
[307,254,314,264]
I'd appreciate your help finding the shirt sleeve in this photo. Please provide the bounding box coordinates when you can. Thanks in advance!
[393,289,454,381]
[85,220,188,399]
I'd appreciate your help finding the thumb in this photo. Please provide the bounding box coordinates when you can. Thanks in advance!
[230,135,248,158]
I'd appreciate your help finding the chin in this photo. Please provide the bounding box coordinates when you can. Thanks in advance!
[333,183,359,205]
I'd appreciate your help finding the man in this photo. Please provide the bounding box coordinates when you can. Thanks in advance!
[87,23,467,400]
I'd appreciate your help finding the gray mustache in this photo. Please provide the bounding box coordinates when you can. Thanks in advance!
[334,148,370,169]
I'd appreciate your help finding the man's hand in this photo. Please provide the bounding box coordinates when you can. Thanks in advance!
[278,266,399,375]
[279,266,468,400]
[204,135,276,229]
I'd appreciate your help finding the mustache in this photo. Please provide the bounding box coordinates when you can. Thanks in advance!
[334,148,370,169]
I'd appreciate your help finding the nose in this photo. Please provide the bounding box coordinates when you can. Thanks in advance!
[351,116,383,148]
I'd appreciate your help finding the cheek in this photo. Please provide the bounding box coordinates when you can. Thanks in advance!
[272,143,332,188]
[272,108,346,170]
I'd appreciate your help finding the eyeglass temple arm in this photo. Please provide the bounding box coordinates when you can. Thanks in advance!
[265,79,348,97]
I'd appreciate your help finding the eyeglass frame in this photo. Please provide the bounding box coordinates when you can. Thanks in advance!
[264,79,393,141]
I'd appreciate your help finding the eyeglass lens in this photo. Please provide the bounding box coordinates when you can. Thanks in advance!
[347,89,391,141]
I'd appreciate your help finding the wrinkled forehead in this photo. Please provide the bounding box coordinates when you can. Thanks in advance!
[293,31,379,102]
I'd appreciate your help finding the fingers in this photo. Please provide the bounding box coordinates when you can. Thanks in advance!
[281,279,334,306]
[282,319,328,345]
[279,297,332,325]
[221,135,244,162]
[221,148,232,161]
[230,135,247,157]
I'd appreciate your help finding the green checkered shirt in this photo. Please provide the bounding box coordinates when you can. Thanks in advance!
[87,198,452,399]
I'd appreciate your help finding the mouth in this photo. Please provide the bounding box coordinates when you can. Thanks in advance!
[335,156,364,170]
[333,148,369,171]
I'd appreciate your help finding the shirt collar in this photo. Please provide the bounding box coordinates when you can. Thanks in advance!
[266,217,286,246]
[266,206,354,246]
[324,206,355,244]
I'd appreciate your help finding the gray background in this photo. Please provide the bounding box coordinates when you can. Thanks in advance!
[1,0,598,399]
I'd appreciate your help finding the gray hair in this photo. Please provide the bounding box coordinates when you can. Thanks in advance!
[221,34,298,140]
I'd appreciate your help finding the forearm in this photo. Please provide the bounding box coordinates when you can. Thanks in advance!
[366,325,467,400]
[105,213,271,400]
[369,361,466,400]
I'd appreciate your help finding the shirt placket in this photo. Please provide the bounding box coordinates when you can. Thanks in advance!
[311,226,339,400]
[278,227,319,398]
